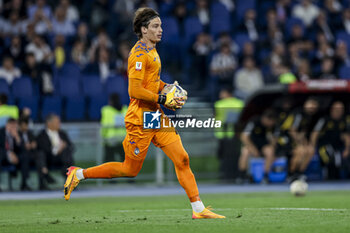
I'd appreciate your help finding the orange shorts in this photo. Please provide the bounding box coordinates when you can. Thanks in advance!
[122,121,181,160]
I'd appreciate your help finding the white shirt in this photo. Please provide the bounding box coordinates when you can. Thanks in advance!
[25,42,52,63]
[0,67,21,84]
[292,4,320,27]
[46,129,60,155]
[234,68,264,94]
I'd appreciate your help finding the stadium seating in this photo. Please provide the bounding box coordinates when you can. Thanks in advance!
[105,75,128,105]
[82,75,104,98]
[339,66,350,79]
[184,16,203,48]
[18,96,39,121]
[11,77,33,99]
[250,157,288,183]
[88,95,108,121]
[64,96,86,121]
[235,0,256,21]
[210,1,231,38]
[41,95,62,120]
[58,77,81,98]
[0,79,10,95]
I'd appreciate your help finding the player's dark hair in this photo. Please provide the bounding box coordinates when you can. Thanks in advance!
[133,7,160,39]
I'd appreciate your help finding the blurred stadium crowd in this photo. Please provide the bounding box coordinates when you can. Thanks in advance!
[1,0,350,190]
[0,0,350,121]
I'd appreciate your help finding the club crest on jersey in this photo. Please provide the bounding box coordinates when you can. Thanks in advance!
[135,62,142,70]
[134,147,140,155]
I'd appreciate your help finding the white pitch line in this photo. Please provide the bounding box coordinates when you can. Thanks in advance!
[113,207,348,213]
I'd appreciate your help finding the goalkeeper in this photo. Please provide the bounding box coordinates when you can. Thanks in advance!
[64,7,225,219]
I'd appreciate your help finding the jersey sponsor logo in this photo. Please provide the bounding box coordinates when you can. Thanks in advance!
[135,62,142,70]
[143,110,161,129]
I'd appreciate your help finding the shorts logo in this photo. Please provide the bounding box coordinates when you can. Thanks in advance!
[143,110,161,129]
[135,62,142,70]
[134,147,140,155]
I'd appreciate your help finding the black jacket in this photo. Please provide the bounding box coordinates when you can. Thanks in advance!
[36,129,74,156]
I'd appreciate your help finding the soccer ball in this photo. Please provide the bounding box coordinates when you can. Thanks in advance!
[160,82,187,104]
[290,180,308,196]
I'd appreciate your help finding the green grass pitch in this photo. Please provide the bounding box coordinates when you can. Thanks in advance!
[1,191,349,233]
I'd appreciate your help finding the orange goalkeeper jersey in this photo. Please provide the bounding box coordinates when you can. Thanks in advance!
[125,41,166,126]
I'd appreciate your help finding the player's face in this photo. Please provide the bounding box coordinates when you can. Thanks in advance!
[144,17,162,43]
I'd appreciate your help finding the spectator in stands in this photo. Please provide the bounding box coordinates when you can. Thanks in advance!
[25,34,53,64]
[59,0,79,22]
[193,0,210,29]
[296,59,312,81]
[1,0,27,19]
[214,32,239,55]
[37,114,74,178]
[71,39,89,68]
[191,32,213,89]
[337,8,350,34]
[210,43,236,86]
[261,23,284,51]
[86,47,115,82]
[3,36,25,66]
[2,10,27,37]
[269,43,287,73]
[334,40,350,69]
[53,34,66,68]
[315,41,334,62]
[287,24,313,55]
[18,117,49,190]
[234,56,263,100]
[22,52,53,95]
[312,11,335,43]
[311,101,350,179]
[275,0,292,24]
[238,42,257,65]
[0,118,31,190]
[238,109,277,184]
[115,41,131,78]
[318,57,337,79]
[0,56,21,85]
[89,29,114,63]
[101,94,127,164]
[289,97,320,181]
[28,0,52,19]
[238,9,259,41]
[324,0,343,27]
[173,2,188,36]
[112,0,136,41]
[288,43,304,70]
[52,6,76,36]
[30,6,53,35]
[292,0,320,27]
[74,22,91,47]
[89,0,110,33]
